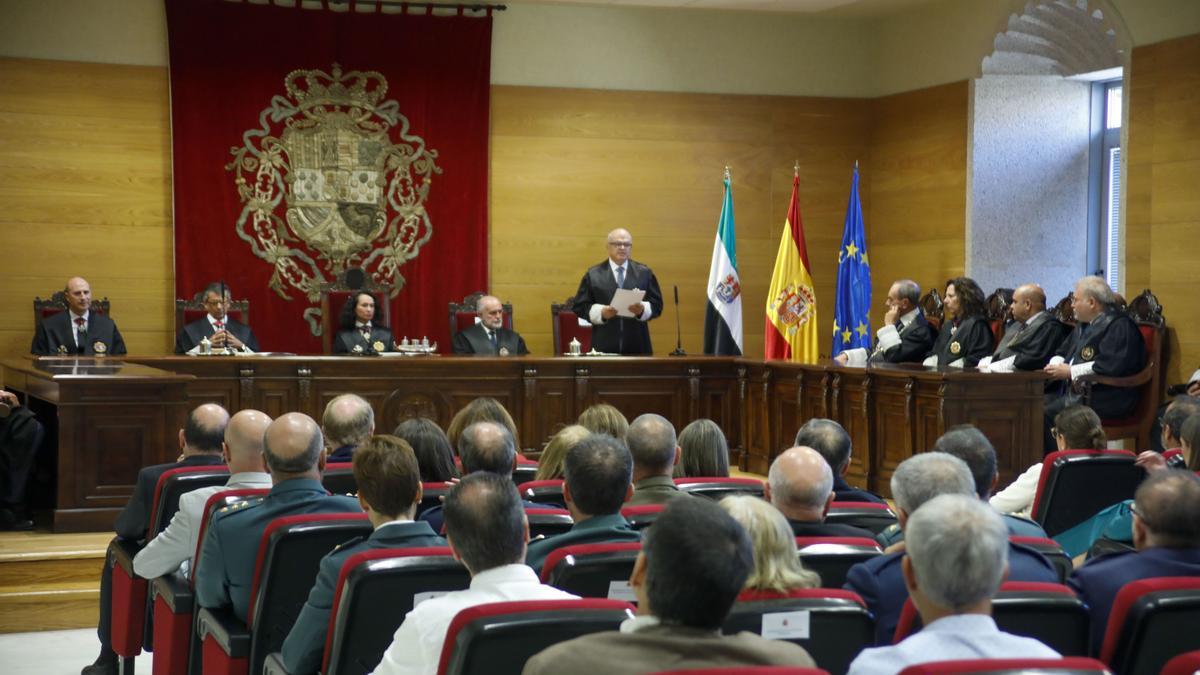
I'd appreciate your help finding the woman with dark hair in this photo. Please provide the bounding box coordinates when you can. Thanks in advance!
[992,404,1106,518]
[445,397,522,451]
[332,292,396,354]
[674,419,730,478]
[393,417,459,483]
[925,277,994,367]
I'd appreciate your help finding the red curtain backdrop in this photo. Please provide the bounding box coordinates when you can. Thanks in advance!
[166,0,490,353]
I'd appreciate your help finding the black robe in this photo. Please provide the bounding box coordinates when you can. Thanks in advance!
[1047,309,1146,419]
[174,317,260,354]
[927,315,994,367]
[332,326,396,355]
[31,311,127,356]
[869,312,938,364]
[571,259,663,355]
[452,324,529,356]
[992,312,1071,371]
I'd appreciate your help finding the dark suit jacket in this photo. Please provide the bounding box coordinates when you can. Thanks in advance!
[332,326,396,355]
[524,513,641,572]
[174,316,260,354]
[280,520,445,674]
[113,454,226,540]
[419,498,545,536]
[789,518,876,540]
[832,474,886,504]
[846,542,1059,645]
[451,324,529,356]
[928,315,994,367]
[31,311,127,356]
[571,259,663,355]
[1069,546,1200,653]
[1049,309,1146,419]
[0,405,44,505]
[870,312,937,364]
[993,312,1070,370]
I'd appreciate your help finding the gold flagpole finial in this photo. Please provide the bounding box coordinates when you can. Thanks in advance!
[724,165,731,181]
[855,159,859,170]
[793,160,799,176]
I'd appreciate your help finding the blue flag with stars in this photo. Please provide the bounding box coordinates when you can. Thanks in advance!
[833,165,871,357]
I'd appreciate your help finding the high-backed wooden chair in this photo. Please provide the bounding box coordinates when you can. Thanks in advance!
[448,292,513,342]
[33,290,111,330]
[986,287,1014,344]
[918,287,943,331]
[175,291,251,335]
[550,296,592,354]
[1052,292,1076,327]
[318,268,393,354]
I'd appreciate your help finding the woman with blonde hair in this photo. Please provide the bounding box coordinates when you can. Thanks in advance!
[534,425,590,481]
[445,397,521,452]
[721,495,821,592]
[577,403,628,442]
[674,418,730,478]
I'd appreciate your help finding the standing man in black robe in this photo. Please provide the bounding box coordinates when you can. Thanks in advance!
[834,279,937,367]
[571,228,663,355]
[980,283,1070,372]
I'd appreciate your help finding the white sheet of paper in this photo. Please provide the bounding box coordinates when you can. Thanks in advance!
[607,580,638,602]
[611,288,646,318]
[761,610,811,640]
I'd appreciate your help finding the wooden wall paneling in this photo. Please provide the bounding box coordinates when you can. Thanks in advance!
[837,372,872,489]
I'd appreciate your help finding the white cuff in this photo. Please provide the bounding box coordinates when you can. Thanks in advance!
[842,348,868,367]
[977,356,993,370]
[1048,355,1066,367]
[1190,368,1200,385]
[922,355,938,367]
[638,304,653,321]
[876,324,901,352]
[988,355,1017,373]
[1070,361,1095,380]
[588,303,606,325]
[948,358,965,369]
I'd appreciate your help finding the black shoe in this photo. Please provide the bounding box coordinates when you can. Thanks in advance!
[81,650,117,675]
[0,508,33,531]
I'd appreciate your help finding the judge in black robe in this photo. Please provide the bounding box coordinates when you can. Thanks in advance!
[924,277,994,368]
[331,292,396,355]
[982,284,1070,372]
[835,279,936,366]
[30,277,126,356]
[571,228,663,355]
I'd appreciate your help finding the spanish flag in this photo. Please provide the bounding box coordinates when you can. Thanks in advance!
[764,168,819,362]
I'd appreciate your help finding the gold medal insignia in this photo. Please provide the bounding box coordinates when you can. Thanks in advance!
[1081,346,1095,361]
[372,341,386,353]
[949,341,961,355]
[93,341,107,354]
[499,346,510,356]
[57,345,68,354]
[352,344,364,354]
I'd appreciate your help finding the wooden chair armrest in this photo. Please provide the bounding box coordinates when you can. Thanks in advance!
[1079,362,1154,388]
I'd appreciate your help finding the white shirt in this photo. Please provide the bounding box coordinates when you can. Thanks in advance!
[588,260,653,324]
[185,314,255,354]
[132,471,272,579]
[842,308,921,366]
[371,563,578,675]
[848,614,1059,675]
[989,462,1043,517]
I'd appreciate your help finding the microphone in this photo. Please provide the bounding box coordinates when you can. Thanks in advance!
[670,285,686,356]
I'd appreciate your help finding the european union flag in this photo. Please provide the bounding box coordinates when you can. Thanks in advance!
[833,165,872,357]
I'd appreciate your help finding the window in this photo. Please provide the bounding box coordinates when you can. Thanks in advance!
[1089,79,1123,291]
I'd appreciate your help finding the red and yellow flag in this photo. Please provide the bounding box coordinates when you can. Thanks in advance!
[764,170,819,362]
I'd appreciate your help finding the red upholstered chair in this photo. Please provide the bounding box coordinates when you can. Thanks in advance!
[648,668,830,674]
[196,513,372,675]
[1010,536,1073,583]
[512,462,538,486]
[1098,576,1200,674]
[551,297,592,354]
[322,462,357,496]
[1052,292,1077,327]
[525,507,575,539]
[826,501,899,535]
[520,479,565,505]
[1163,650,1200,675]
[621,503,667,530]
[724,588,873,674]
[417,481,452,518]
[1030,449,1142,537]
[794,537,883,588]
[676,476,765,500]
[448,291,513,343]
[318,268,393,354]
[175,291,250,335]
[437,599,636,675]
[895,658,1110,674]
[540,542,642,599]
[33,290,111,330]
[893,582,1089,656]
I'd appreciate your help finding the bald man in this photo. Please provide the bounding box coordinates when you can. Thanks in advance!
[133,410,273,579]
[766,446,875,538]
[323,393,375,462]
[978,284,1069,373]
[195,413,361,622]
[452,294,529,356]
[571,228,664,355]
[31,276,126,355]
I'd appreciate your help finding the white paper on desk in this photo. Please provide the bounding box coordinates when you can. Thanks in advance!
[611,288,646,318]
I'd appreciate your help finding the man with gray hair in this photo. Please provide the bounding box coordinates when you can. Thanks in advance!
[835,279,935,366]
[794,418,885,504]
[844,452,1058,644]
[1043,275,1145,453]
[848,495,1059,674]
[195,412,361,622]
[766,446,875,538]
[627,413,686,506]
[451,294,529,356]
[323,393,375,462]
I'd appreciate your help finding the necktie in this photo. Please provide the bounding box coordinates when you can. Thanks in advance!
[214,321,224,332]
[359,323,370,341]
[488,329,498,350]
[616,265,625,289]
[74,317,86,348]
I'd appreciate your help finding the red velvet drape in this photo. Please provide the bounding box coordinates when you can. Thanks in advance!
[166,0,490,353]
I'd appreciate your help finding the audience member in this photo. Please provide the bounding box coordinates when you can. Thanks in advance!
[991,405,1105,519]
[1159,396,1200,454]
[578,402,629,442]
[195,413,361,622]
[794,418,884,503]
[673,418,730,478]
[721,495,820,592]
[533,424,589,481]
[845,452,1058,644]
[1069,470,1200,653]
[393,417,459,483]
[322,394,375,462]
[524,433,639,572]
[848,495,1059,674]
[626,414,685,506]
[766,446,875,538]
[924,277,994,368]
[446,396,523,453]
[374,473,577,675]
[523,497,815,674]
[281,435,444,674]
[929,425,1046,537]
[133,409,272,579]
[0,389,42,531]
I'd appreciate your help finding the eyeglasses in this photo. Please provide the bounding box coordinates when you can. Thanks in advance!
[607,242,632,249]
[1128,502,1149,526]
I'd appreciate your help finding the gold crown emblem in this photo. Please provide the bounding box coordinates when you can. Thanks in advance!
[285,63,387,111]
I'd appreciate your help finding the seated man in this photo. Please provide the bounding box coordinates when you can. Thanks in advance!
[978,283,1069,373]
[281,435,444,674]
[1043,275,1146,453]
[766,446,876,539]
[523,497,815,674]
[930,425,1046,538]
[32,276,126,356]
[451,294,529,356]
[836,279,935,366]
[1069,470,1200,653]
[794,418,884,504]
[195,412,361,623]
[322,394,375,462]
[848,495,1059,674]
[133,409,272,579]
[174,282,259,354]
[373,472,577,675]
[845,452,1058,645]
[627,413,687,506]
[524,433,640,572]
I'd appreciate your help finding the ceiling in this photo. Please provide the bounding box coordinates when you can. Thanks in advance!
[500,0,943,17]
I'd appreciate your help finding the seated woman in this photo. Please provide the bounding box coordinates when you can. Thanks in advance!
[394,417,459,483]
[720,495,820,592]
[674,419,730,478]
[924,277,994,368]
[577,403,629,443]
[331,291,396,354]
[991,404,1107,519]
[446,397,523,452]
[534,425,590,481]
